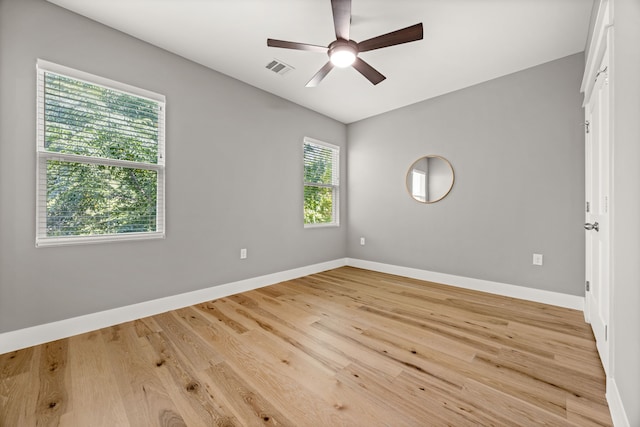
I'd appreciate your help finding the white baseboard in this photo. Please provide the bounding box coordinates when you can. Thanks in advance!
[345,261,636,424]
[0,258,348,354]
[607,378,631,427]
[0,258,586,355]
[3,258,627,422]
[346,258,585,311]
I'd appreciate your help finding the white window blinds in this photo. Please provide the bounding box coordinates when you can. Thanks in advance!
[36,59,166,246]
[303,137,340,227]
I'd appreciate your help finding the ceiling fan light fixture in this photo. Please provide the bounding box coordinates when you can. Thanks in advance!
[329,41,358,68]
[330,46,356,68]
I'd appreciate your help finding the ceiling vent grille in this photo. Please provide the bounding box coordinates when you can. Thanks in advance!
[266,59,294,75]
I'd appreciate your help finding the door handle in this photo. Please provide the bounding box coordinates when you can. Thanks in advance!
[584,222,599,232]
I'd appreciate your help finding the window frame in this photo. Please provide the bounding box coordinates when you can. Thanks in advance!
[411,169,427,202]
[303,136,340,228]
[35,59,166,247]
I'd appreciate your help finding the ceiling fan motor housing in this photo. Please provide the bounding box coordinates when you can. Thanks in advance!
[329,39,358,59]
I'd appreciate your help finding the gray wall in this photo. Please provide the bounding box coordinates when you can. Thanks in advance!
[347,53,585,296]
[0,0,347,333]
[610,0,640,423]
[3,0,635,422]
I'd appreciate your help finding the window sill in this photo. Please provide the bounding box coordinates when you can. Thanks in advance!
[36,231,165,248]
[304,223,340,229]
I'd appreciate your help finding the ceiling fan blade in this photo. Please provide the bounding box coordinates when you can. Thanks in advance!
[331,0,351,40]
[357,23,423,52]
[306,62,335,87]
[267,39,328,53]
[352,57,386,85]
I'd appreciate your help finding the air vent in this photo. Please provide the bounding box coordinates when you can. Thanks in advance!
[265,59,294,75]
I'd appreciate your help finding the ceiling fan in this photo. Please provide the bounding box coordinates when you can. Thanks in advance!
[267,0,423,87]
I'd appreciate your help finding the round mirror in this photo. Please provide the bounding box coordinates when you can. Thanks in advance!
[406,156,455,203]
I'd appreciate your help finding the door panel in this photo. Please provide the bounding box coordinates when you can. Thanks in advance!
[585,48,610,374]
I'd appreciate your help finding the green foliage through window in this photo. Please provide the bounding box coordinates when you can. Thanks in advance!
[44,74,159,163]
[46,161,157,236]
[304,186,334,224]
[303,139,339,225]
[36,61,165,245]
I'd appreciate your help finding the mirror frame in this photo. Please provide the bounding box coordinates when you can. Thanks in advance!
[406,155,455,204]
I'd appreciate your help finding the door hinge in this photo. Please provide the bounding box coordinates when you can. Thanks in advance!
[586,281,590,292]
[586,201,590,213]
[585,121,590,134]
[595,66,608,82]
[605,325,608,341]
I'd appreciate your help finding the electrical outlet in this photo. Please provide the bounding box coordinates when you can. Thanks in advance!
[360,237,366,246]
[533,253,543,266]
[240,248,247,259]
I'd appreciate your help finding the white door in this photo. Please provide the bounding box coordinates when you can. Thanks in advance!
[585,49,610,374]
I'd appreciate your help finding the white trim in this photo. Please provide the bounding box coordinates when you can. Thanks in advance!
[0,258,587,354]
[0,258,347,354]
[304,222,340,229]
[303,136,340,152]
[35,59,166,247]
[38,152,162,170]
[36,231,165,248]
[607,378,630,427]
[36,58,165,103]
[346,258,584,310]
[581,0,612,106]
[582,0,615,378]
[303,136,340,227]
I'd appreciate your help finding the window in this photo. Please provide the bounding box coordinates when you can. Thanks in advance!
[411,169,427,202]
[36,60,166,247]
[303,137,339,227]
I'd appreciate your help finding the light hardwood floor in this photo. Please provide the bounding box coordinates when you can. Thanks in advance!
[0,267,612,426]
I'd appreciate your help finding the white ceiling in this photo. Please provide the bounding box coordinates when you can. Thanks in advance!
[47,0,594,124]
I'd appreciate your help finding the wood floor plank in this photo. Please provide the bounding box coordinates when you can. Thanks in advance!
[393,370,514,427]
[205,361,295,427]
[487,347,607,404]
[194,300,251,335]
[566,394,614,427]
[224,295,349,374]
[469,351,572,418]
[0,267,612,426]
[35,340,72,426]
[63,332,130,426]
[240,290,324,327]
[358,304,506,357]
[206,327,354,425]
[155,310,224,370]
[507,321,604,371]
[233,329,389,427]
[0,347,35,379]
[133,316,163,338]
[312,317,464,388]
[275,282,481,363]
[335,362,463,427]
[101,323,187,426]
[143,330,240,426]
[0,346,40,427]
[554,352,607,380]
[460,378,578,426]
